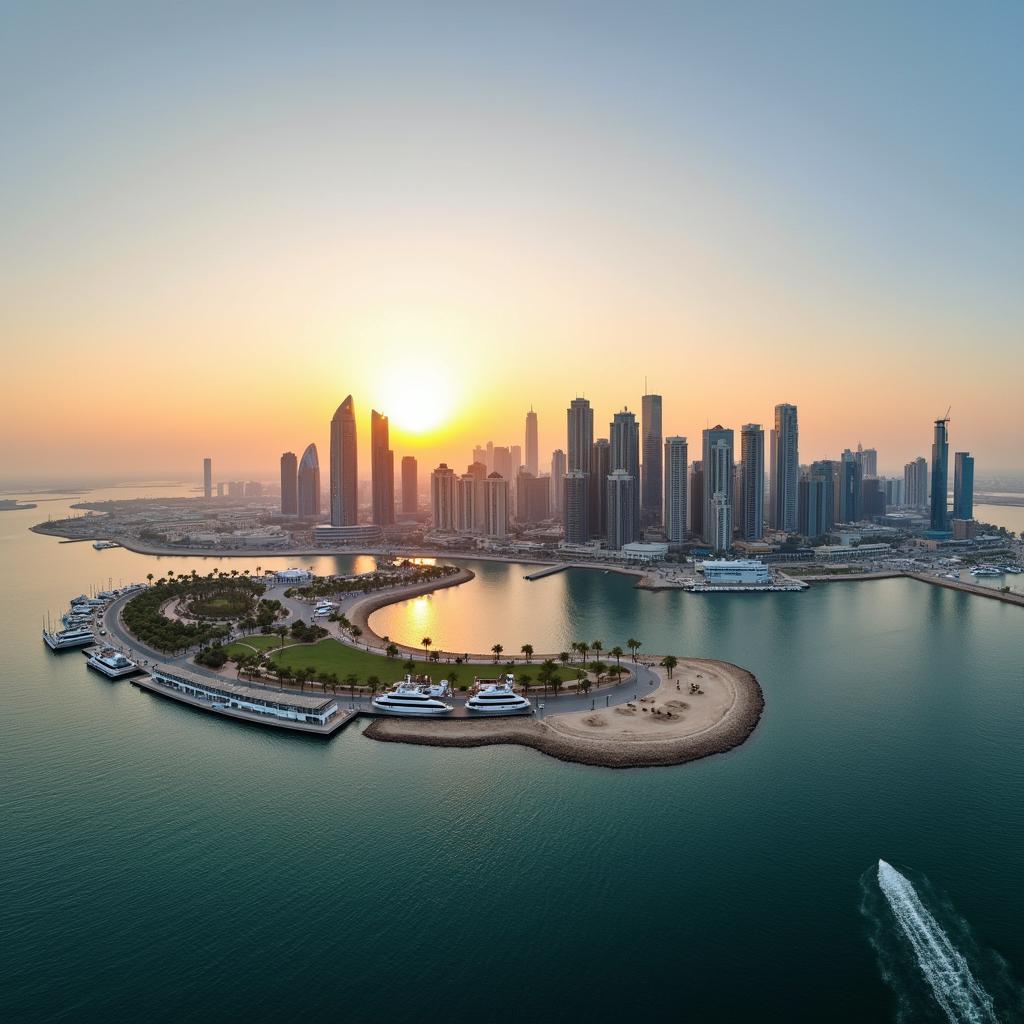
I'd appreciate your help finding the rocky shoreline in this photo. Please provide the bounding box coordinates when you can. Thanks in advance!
[363,658,764,769]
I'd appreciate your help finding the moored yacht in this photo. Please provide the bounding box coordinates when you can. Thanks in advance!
[372,676,453,716]
[87,648,139,679]
[43,627,96,651]
[467,674,533,715]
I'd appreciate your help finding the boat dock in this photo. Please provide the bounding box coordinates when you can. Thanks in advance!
[523,564,568,581]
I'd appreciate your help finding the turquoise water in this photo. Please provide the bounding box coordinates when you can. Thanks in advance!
[3,490,1024,1022]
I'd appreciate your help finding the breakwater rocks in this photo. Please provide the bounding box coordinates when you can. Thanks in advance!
[364,659,764,769]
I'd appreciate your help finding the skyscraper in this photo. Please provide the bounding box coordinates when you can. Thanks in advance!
[431,463,457,531]
[930,415,950,531]
[641,393,663,527]
[771,404,799,532]
[551,449,567,515]
[203,458,212,500]
[492,446,513,481]
[297,443,321,518]
[606,469,637,550]
[903,457,929,508]
[798,461,835,539]
[370,410,394,526]
[525,408,539,477]
[485,473,509,538]
[567,398,594,472]
[280,451,298,516]
[953,452,974,522]
[329,395,358,526]
[702,426,734,546]
[836,449,862,523]
[739,424,764,541]
[689,460,704,538]
[563,470,590,544]
[589,438,610,540]
[610,409,640,530]
[516,470,550,525]
[401,456,418,516]
[663,436,688,544]
[856,445,878,479]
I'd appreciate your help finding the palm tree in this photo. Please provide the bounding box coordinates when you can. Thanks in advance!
[367,675,381,699]
[591,640,603,660]
[146,573,154,587]
[429,650,440,663]
[351,625,363,644]
[517,673,532,693]
[386,642,399,659]
[550,673,563,698]
[345,673,359,701]
[577,668,590,694]
[520,643,534,663]
[421,636,433,658]
[403,659,416,675]
[558,651,570,668]
[446,669,459,689]
[491,643,503,663]
[627,638,642,661]
[610,645,624,668]
[660,655,678,678]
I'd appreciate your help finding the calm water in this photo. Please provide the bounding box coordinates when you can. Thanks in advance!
[3,489,1024,1022]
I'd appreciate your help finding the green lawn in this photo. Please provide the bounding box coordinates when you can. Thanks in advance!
[224,634,289,657]
[269,639,453,686]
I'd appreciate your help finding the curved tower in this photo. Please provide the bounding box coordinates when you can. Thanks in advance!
[330,396,358,526]
[297,443,321,518]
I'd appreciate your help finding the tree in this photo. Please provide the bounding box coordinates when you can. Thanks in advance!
[351,625,363,641]
[517,673,532,692]
[558,651,570,668]
[627,638,642,661]
[422,636,433,658]
[429,650,440,663]
[345,673,359,700]
[446,669,459,688]
[520,643,534,663]
[550,673,563,697]
[386,643,399,659]
[591,640,603,659]
[403,659,416,675]
[367,675,381,698]
[660,655,678,678]
[146,573,154,587]
[491,643,503,663]
[610,646,624,668]
[578,641,590,663]
[578,669,591,695]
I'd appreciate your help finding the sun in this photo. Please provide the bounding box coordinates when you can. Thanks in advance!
[377,366,453,435]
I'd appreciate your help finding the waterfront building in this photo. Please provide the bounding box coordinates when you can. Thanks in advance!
[770,403,799,532]
[370,410,395,526]
[663,436,688,544]
[516,470,551,525]
[589,438,610,540]
[739,424,764,541]
[563,470,590,544]
[297,443,321,518]
[485,473,509,538]
[313,523,384,545]
[606,469,637,550]
[689,460,704,538]
[525,408,539,477]
[701,560,771,585]
[710,491,733,552]
[457,472,482,533]
[903,457,929,509]
[329,395,358,527]
[203,458,212,500]
[953,451,974,522]
[641,393,663,527]
[702,426,734,546]
[551,449,567,515]
[622,541,669,562]
[401,456,418,516]
[280,452,298,516]
[611,409,641,530]
[930,415,950,531]
[798,461,835,539]
[430,463,457,531]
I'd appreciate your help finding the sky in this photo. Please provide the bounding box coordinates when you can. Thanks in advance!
[2,0,1022,485]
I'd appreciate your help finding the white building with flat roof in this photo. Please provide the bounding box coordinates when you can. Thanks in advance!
[700,559,771,584]
[622,542,669,563]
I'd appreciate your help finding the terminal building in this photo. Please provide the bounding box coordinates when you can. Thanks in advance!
[699,559,772,585]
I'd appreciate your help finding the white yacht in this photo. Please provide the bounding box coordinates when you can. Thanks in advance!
[92,541,120,550]
[43,627,96,651]
[87,648,139,679]
[466,674,533,716]
[970,566,1002,577]
[372,677,453,716]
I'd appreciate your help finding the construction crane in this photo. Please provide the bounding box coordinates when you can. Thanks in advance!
[936,406,951,425]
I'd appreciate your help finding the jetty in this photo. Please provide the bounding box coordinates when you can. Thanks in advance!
[523,564,569,581]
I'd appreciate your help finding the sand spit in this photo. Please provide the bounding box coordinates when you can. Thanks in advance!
[363,658,763,769]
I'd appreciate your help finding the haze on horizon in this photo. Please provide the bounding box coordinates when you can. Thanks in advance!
[2,1,1022,485]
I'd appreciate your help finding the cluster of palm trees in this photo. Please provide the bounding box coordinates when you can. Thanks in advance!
[287,562,459,601]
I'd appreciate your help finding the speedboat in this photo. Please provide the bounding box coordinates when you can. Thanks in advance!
[87,648,139,679]
[466,674,532,715]
[43,627,96,651]
[372,676,453,716]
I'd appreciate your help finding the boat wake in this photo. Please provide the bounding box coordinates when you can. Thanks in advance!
[862,859,1022,1024]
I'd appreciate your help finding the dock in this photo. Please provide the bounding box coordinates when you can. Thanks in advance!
[523,564,569,581]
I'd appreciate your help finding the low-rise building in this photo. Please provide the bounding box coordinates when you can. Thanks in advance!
[700,559,772,584]
[813,543,892,562]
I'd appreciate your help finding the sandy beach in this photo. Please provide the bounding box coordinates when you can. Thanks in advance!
[363,658,763,768]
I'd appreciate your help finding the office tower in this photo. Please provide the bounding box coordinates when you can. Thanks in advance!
[227,480,244,498]
[702,426,734,545]
[689,461,704,538]
[953,452,974,521]
[836,449,862,523]
[903,457,929,508]
[606,469,637,550]
[485,473,509,538]
[611,408,641,529]
[466,461,488,531]
[203,458,212,500]
[589,438,610,539]
[525,409,539,477]
[564,470,590,544]
[855,445,878,479]
[510,445,522,474]
[710,492,733,552]
[329,395,358,526]
[370,410,395,526]
[457,472,481,533]
[798,461,835,538]
[430,463,457,530]
[739,424,764,541]
[516,471,550,525]
[641,393,663,527]
[771,404,799,532]
[486,441,494,473]
[861,478,885,517]
[930,414,950,531]
[472,445,487,469]
[216,482,225,498]
[881,477,902,507]
[401,456,418,515]
[663,436,688,544]
[280,452,298,516]
[297,443,321,517]
[492,446,513,482]
[551,449,567,515]
[567,398,594,472]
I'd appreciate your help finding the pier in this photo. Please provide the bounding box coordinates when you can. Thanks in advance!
[523,564,569,581]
